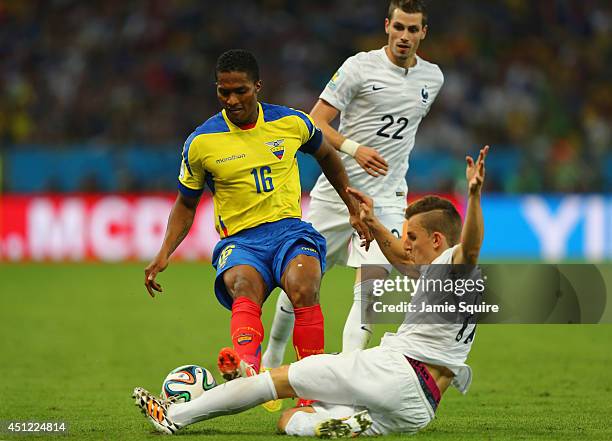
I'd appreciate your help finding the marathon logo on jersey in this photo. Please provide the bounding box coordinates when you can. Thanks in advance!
[421,85,430,104]
[216,154,246,164]
[236,333,253,345]
[266,139,285,160]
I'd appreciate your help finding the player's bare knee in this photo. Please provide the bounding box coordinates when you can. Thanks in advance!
[223,270,265,304]
[283,256,321,307]
[286,280,319,307]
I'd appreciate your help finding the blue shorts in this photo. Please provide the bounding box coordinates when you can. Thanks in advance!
[211,218,327,310]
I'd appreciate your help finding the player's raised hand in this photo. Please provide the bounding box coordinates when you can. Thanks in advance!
[144,254,168,298]
[355,145,388,177]
[466,145,489,195]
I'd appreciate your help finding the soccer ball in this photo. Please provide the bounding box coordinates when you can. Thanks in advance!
[161,365,217,403]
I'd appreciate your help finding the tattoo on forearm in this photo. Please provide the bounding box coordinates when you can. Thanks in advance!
[383,239,391,248]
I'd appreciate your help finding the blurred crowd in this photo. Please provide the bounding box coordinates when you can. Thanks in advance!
[1,0,610,192]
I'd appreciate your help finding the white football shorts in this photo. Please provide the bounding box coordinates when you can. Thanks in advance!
[306,197,405,270]
[287,346,435,435]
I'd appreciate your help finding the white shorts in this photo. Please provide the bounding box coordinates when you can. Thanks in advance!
[306,198,405,270]
[287,346,435,435]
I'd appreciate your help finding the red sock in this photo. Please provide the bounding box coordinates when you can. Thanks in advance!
[293,304,325,360]
[230,297,263,372]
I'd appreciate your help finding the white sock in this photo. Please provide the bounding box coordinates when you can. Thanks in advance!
[168,371,277,428]
[262,291,294,368]
[284,404,357,436]
[342,281,375,352]
[284,410,319,436]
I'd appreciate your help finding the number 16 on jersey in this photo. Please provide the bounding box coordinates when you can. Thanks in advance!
[251,166,274,193]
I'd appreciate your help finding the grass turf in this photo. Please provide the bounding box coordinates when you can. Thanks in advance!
[0,262,611,440]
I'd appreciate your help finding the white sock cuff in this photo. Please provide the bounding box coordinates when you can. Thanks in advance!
[353,281,364,294]
[353,280,376,301]
[278,290,294,314]
[261,370,279,401]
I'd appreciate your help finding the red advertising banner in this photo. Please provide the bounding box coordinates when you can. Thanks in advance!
[0,193,460,262]
[0,194,219,261]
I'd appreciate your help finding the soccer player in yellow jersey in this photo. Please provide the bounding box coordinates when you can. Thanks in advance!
[144,50,371,387]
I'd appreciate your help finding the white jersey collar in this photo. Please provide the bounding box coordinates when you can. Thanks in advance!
[380,46,421,75]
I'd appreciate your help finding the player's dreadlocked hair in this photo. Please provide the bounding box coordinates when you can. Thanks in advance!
[215,49,260,82]
[387,0,428,27]
[405,196,461,245]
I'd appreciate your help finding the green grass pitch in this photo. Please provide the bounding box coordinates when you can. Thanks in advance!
[0,262,611,440]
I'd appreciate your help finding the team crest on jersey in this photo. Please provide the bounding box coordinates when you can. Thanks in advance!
[266,139,285,160]
[421,85,429,104]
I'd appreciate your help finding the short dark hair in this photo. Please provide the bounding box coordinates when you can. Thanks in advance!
[405,196,461,245]
[215,49,260,82]
[387,0,428,27]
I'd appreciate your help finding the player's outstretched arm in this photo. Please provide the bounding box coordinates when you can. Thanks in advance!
[346,187,413,269]
[313,140,373,249]
[453,145,489,265]
[144,193,199,297]
[311,99,388,177]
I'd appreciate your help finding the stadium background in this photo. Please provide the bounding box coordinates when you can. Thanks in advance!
[0,1,611,440]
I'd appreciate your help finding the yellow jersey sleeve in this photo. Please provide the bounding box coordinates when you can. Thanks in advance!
[178,132,207,198]
[291,109,323,155]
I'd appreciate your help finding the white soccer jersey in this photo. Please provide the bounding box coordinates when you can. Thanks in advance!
[310,47,444,207]
[380,245,476,394]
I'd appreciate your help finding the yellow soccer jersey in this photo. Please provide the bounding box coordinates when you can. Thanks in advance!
[178,102,323,238]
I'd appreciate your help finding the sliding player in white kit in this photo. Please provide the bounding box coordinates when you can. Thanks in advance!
[261,0,445,384]
[132,146,489,437]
